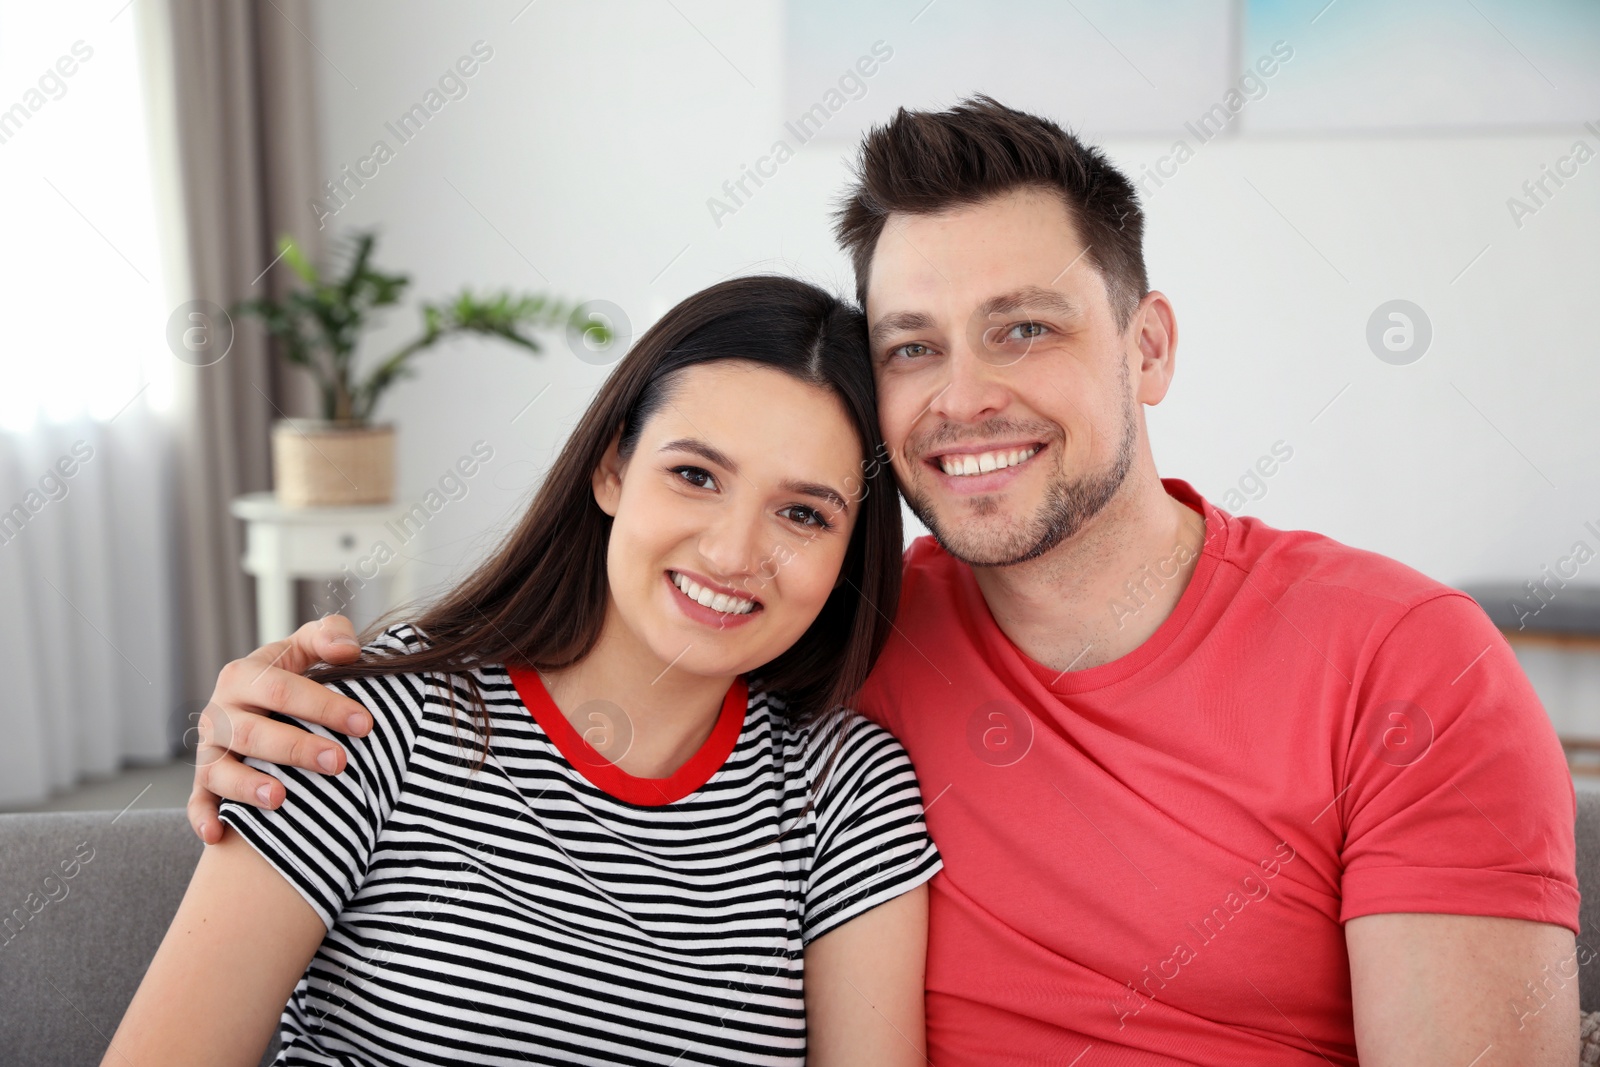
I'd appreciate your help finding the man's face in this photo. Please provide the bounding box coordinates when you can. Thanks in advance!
[865,187,1149,567]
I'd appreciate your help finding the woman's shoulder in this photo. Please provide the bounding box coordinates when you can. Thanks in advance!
[760,692,941,944]
[319,622,462,722]
[752,689,916,795]
[363,620,431,657]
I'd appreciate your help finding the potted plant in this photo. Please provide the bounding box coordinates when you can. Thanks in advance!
[235,231,602,507]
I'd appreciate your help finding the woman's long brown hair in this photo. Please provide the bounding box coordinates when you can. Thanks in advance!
[308,275,903,757]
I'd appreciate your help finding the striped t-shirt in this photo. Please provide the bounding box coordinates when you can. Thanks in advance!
[218,624,942,1066]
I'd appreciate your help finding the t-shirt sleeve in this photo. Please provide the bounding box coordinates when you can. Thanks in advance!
[803,712,943,944]
[1338,593,1579,933]
[217,625,432,929]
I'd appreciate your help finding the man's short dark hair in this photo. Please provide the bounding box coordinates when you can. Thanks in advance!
[834,95,1148,331]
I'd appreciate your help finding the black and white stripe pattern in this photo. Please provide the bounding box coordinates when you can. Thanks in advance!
[220,624,941,1066]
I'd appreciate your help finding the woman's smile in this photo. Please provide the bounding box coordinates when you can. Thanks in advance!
[665,569,763,628]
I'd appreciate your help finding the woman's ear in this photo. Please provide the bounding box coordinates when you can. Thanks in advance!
[592,429,626,517]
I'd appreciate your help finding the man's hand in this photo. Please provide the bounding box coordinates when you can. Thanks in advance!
[187,615,371,844]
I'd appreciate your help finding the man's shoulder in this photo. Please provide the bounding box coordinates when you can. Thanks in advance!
[897,516,1466,616]
[851,537,968,727]
[1225,510,1464,618]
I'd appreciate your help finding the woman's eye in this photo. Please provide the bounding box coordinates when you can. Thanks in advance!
[673,466,717,490]
[781,505,831,530]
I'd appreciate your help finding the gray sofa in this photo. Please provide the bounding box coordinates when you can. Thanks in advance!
[5,798,1600,1064]
[0,810,279,1066]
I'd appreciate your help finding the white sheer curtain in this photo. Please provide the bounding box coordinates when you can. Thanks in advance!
[0,0,181,805]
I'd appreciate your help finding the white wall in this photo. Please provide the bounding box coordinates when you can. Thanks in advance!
[302,0,1600,612]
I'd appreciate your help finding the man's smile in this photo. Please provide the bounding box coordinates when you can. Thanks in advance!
[924,441,1047,494]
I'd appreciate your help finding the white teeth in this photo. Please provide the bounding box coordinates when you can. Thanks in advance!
[938,446,1039,477]
[671,571,757,615]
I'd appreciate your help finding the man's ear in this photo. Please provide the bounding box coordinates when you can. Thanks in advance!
[592,429,626,517]
[1131,289,1178,407]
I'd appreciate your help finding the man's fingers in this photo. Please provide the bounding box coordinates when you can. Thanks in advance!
[213,658,370,738]
[195,748,289,808]
[308,614,363,662]
[202,703,349,774]
[185,615,365,839]
[242,614,363,677]
[186,783,223,843]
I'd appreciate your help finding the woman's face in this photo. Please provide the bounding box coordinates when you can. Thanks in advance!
[592,360,864,682]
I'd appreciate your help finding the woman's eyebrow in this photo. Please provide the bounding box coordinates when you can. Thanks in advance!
[660,437,736,470]
[780,479,848,514]
[660,438,848,513]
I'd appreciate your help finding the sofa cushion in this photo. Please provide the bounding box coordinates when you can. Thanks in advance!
[0,809,279,1066]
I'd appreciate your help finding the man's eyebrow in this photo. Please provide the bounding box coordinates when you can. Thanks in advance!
[660,438,849,513]
[979,285,1081,320]
[869,310,936,349]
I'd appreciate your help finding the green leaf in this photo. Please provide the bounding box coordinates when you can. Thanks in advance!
[242,230,606,423]
[568,302,612,349]
[279,236,317,284]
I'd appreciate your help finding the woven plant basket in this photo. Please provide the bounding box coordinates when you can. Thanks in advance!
[271,419,396,507]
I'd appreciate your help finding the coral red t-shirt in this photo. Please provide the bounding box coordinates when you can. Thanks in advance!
[855,479,1578,1066]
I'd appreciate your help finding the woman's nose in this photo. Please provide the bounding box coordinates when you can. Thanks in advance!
[697,506,765,583]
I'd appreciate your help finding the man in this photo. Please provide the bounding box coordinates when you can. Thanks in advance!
[190,97,1580,1064]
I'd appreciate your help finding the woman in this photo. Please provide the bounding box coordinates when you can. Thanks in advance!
[109,276,940,1066]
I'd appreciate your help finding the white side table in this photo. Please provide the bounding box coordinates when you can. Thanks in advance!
[230,492,419,644]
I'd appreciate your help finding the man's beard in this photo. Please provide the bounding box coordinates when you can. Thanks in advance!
[902,374,1138,569]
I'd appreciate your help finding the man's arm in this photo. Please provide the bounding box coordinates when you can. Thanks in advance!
[188,615,370,842]
[804,884,929,1066]
[1347,912,1579,1066]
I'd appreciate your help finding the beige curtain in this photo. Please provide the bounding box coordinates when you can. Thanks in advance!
[163,0,324,702]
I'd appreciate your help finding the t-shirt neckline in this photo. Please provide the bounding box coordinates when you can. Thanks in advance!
[506,665,748,806]
[984,478,1230,694]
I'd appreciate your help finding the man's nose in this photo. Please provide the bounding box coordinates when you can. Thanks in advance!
[930,334,1013,425]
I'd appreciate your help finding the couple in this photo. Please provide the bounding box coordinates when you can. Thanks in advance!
[115,97,1580,1065]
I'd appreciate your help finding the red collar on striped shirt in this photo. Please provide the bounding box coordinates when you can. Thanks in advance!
[506,666,748,806]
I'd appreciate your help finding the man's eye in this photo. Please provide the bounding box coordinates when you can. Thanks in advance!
[673,466,717,490]
[889,342,933,360]
[1007,321,1048,340]
[780,505,832,530]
